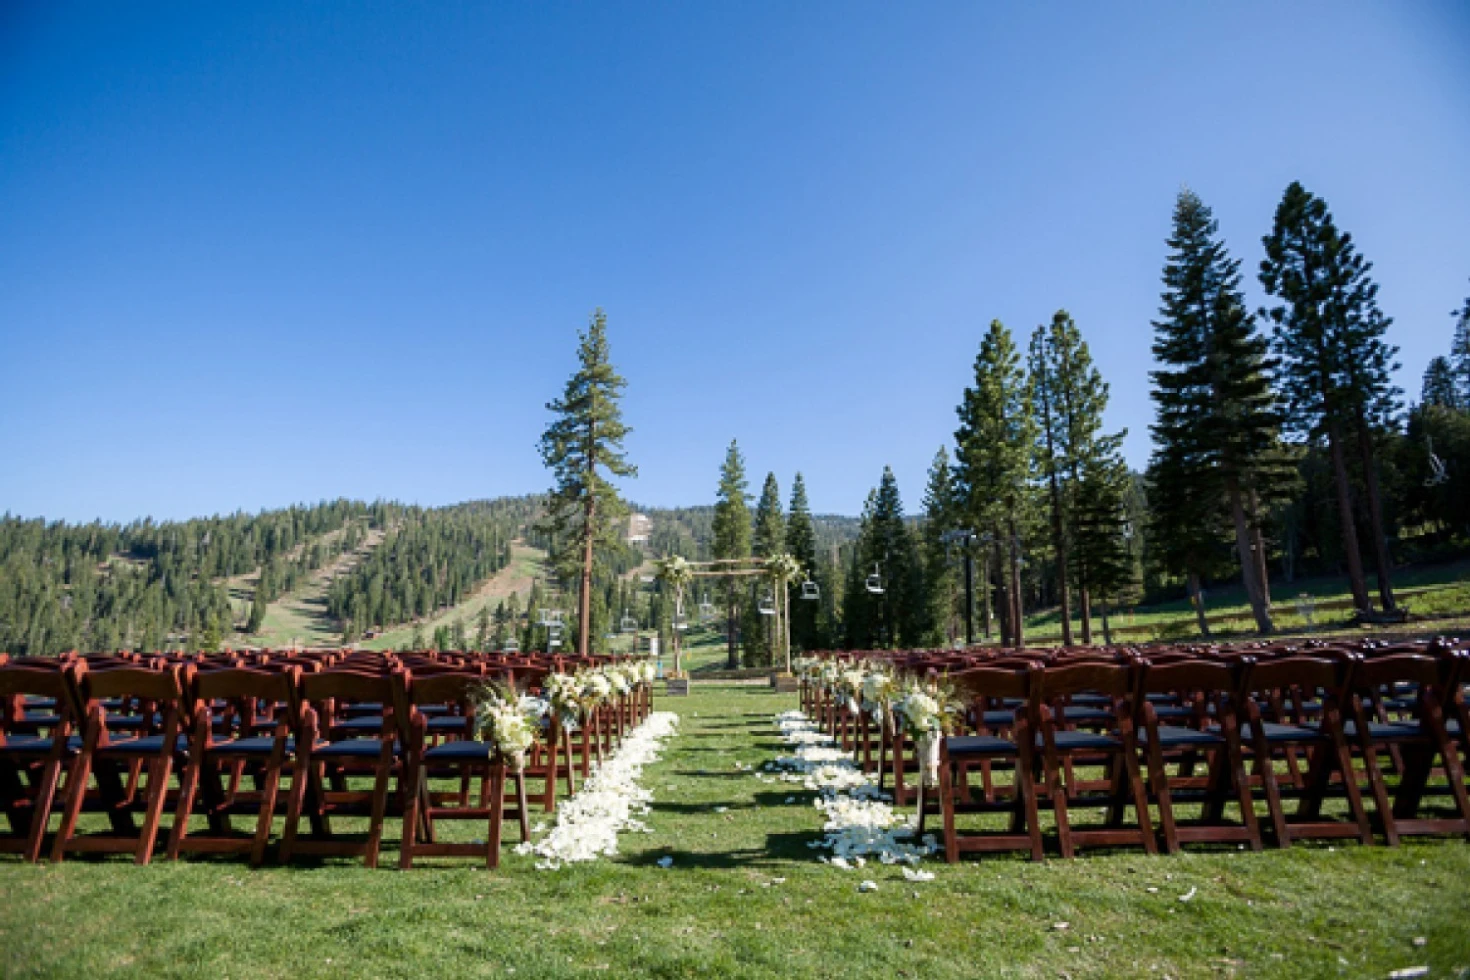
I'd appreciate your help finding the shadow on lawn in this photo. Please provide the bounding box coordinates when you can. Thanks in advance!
[622,831,822,870]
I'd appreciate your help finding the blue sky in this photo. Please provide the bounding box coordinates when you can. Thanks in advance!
[3,2,1468,523]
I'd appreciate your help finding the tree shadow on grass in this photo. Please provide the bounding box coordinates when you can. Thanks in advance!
[620,831,822,870]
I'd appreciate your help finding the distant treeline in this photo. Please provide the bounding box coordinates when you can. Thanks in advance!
[0,499,377,655]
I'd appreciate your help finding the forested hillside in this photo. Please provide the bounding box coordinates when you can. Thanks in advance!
[0,499,376,655]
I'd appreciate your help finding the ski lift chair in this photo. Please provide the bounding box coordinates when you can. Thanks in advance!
[619,612,639,633]
[758,594,776,616]
[503,637,520,654]
[865,564,885,595]
[800,577,820,601]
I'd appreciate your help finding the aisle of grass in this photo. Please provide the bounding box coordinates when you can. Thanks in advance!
[3,684,1468,979]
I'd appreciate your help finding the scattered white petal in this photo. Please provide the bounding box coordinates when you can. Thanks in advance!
[1179,887,1197,902]
[858,880,878,893]
[902,868,936,882]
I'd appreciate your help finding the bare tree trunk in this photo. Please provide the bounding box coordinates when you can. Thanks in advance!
[1225,478,1274,633]
[1188,570,1211,638]
[1327,421,1372,613]
[980,547,992,641]
[579,499,595,657]
[1100,595,1112,646]
[1008,520,1025,649]
[1355,418,1397,612]
[726,587,739,670]
[1046,469,1073,646]
[1078,582,1093,645]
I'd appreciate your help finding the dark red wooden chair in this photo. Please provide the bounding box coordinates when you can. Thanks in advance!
[395,672,531,869]
[1239,653,1372,848]
[280,669,404,868]
[51,666,188,864]
[928,662,1044,862]
[1034,660,1157,858]
[0,660,86,861]
[1136,657,1262,853]
[168,667,302,865]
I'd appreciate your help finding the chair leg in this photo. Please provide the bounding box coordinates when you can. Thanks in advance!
[487,763,505,870]
[937,757,957,863]
[51,742,96,863]
[363,756,392,870]
[135,754,175,865]
[167,751,204,861]
[399,762,421,871]
[251,760,283,868]
[22,754,64,864]
[513,770,530,842]
[1145,737,1179,855]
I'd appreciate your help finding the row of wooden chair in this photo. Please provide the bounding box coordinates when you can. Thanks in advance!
[801,639,1470,862]
[0,649,652,869]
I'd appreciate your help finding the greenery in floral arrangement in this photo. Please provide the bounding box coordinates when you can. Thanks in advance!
[470,681,545,772]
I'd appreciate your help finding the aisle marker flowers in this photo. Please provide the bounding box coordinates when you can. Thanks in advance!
[517,710,680,870]
[769,709,937,870]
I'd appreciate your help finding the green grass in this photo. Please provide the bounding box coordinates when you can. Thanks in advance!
[3,684,1469,978]
[1020,560,1470,644]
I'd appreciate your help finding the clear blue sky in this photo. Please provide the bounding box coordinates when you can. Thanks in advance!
[3,2,1468,523]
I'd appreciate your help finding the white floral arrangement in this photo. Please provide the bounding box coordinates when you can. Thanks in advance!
[837,666,868,715]
[473,684,543,772]
[860,667,897,725]
[635,659,656,684]
[580,668,614,709]
[817,661,841,693]
[893,677,961,788]
[607,664,633,696]
[542,672,583,731]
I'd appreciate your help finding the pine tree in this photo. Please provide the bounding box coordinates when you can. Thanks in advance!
[1029,311,1126,643]
[1422,357,1463,411]
[920,447,958,645]
[1261,182,1402,612]
[954,320,1034,648]
[747,472,784,666]
[1451,287,1470,405]
[1072,448,1136,644]
[1152,189,1295,634]
[784,473,820,652]
[1027,320,1075,644]
[246,595,267,634]
[711,440,751,668]
[538,309,637,655]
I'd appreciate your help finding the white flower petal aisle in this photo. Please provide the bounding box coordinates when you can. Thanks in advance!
[516,710,680,870]
[768,709,937,871]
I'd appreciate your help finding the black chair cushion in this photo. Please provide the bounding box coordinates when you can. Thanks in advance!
[97,734,190,755]
[1240,721,1322,742]
[314,737,398,758]
[1042,729,1120,751]
[210,735,293,755]
[1138,725,1223,747]
[945,734,1016,756]
[0,735,83,755]
[424,740,494,762]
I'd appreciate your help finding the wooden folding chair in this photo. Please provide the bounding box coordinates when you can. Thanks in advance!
[168,667,302,865]
[280,669,404,868]
[51,665,188,864]
[1034,660,1157,858]
[0,661,86,861]
[927,662,1044,862]
[1343,650,1470,843]
[1137,657,1262,853]
[395,672,531,869]
[1240,653,1373,848]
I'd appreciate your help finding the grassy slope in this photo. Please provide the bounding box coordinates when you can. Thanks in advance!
[359,543,545,652]
[1018,559,1470,645]
[3,684,1467,979]
[231,527,387,649]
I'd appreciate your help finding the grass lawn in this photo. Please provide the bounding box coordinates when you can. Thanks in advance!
[3,684,1469,978]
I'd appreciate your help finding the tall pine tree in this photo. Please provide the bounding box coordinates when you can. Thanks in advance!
[711,440,751,668]
[784,473,821,652]
[955,320,1034,648]
[1261,183,1402,613]
[920,447,958,646]
[539,309,637,656]
[1151,189,1294,634]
